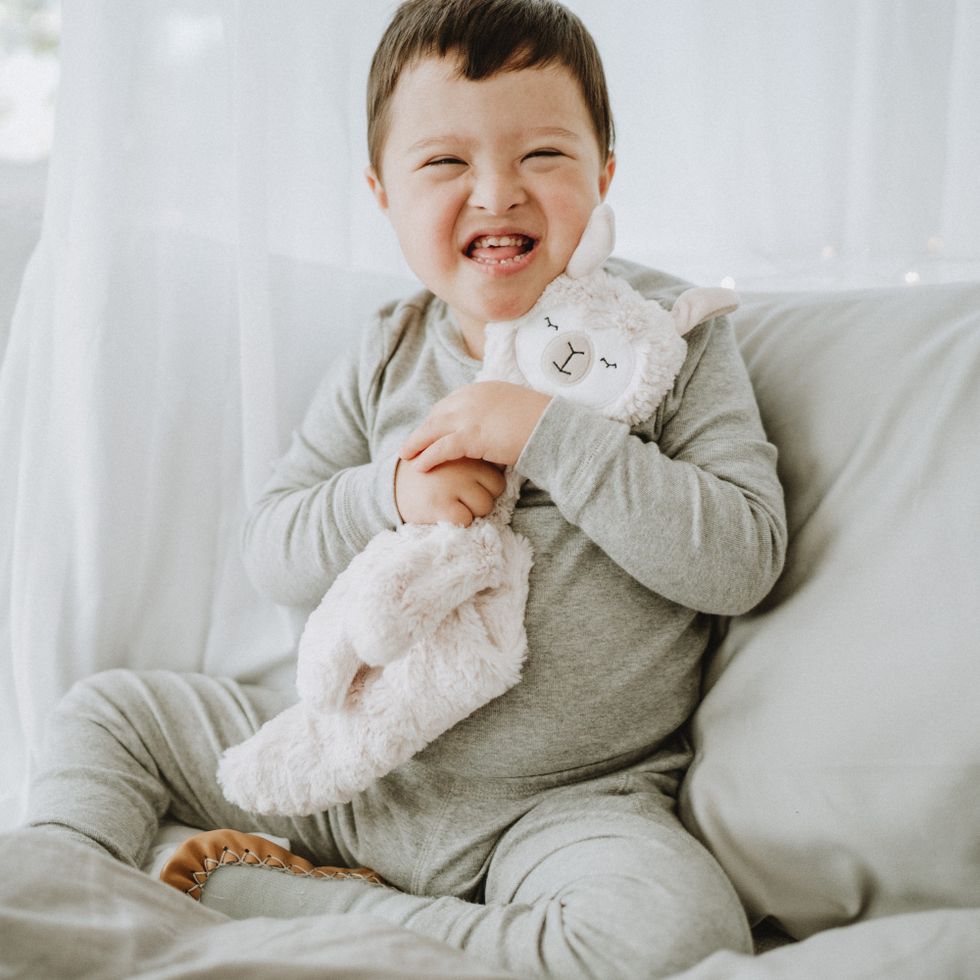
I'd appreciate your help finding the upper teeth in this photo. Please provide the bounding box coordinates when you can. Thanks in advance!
[471,235,531,249]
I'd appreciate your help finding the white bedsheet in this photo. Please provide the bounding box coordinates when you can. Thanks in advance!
[2,829,518,980]
[3,828,977,980]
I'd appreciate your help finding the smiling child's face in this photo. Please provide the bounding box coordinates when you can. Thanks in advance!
[366,56,615,356]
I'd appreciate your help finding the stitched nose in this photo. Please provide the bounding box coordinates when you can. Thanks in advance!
[542,331,593,385]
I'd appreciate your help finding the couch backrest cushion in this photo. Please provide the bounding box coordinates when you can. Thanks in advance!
[679,282,980,938]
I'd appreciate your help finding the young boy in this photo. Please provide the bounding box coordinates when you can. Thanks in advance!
[27,2,786,977]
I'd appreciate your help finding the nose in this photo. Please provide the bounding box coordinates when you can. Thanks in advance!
[468,166,527,214]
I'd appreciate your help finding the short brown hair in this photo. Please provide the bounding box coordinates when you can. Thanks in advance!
[367,0,615,174]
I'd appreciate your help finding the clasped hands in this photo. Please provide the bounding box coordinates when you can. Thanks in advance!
[395,381,551,526]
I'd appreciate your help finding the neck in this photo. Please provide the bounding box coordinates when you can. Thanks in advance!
[463,327,485,360]
[452,309,486,360]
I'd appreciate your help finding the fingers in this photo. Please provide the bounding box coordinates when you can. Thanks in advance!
[426,457,504,497]
[457,482,497,520]
[411,433,468,473]
[394,453,507,527]
[442,500,475,527]
[473,461,507,497]
[399,386,481,465]
[399,418,437,462]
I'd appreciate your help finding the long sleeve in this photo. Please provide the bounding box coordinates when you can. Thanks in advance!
[514,310,787,616]
[241,323,401,609]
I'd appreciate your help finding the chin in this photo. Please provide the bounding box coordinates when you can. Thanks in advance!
[482,305,528,326]
[480,291,541,325]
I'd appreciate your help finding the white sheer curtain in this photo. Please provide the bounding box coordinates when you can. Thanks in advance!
[2,0,978,827]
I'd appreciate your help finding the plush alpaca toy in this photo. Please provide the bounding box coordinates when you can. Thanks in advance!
[218,205,737,816]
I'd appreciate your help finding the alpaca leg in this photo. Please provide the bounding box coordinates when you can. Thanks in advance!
[296,566,365,712]
[217,701,355,815]
[320,521,505,671]
[319,530,535,789]
[226,531,532,815]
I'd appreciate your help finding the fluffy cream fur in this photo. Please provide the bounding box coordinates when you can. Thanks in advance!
[218,523,532,814]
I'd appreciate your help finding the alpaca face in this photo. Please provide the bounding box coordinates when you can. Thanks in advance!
[513,303,637,412]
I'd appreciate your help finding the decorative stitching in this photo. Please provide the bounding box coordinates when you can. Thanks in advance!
[183,845,384,899]
[553,340,585,375]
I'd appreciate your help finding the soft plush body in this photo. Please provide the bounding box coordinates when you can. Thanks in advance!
[218,206,737,816]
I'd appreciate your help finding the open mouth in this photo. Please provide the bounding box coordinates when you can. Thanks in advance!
[465,234,537,266]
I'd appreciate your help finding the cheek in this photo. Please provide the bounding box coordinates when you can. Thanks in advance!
[541,181,603,245]
[388,194,456,269]
[388,198,446,272]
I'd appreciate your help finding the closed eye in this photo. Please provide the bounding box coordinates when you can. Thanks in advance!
[545,316,559,330]
[525,149,563,160]
[426,157,465,167]
[600,357,618,369]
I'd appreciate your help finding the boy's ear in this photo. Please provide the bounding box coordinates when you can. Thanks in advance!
[599,153,616,200]
[365,166,389,211]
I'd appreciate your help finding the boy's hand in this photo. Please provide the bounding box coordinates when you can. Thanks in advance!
[400,382,551,473]
[394,456,506,526]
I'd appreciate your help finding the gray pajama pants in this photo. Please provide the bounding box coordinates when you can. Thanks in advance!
[27,669,751,979]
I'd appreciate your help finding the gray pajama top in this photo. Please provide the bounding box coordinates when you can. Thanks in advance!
[241,258,787,780]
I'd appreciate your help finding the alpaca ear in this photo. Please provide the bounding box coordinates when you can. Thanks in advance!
[566,203,616,279]
[670,286,740,336]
